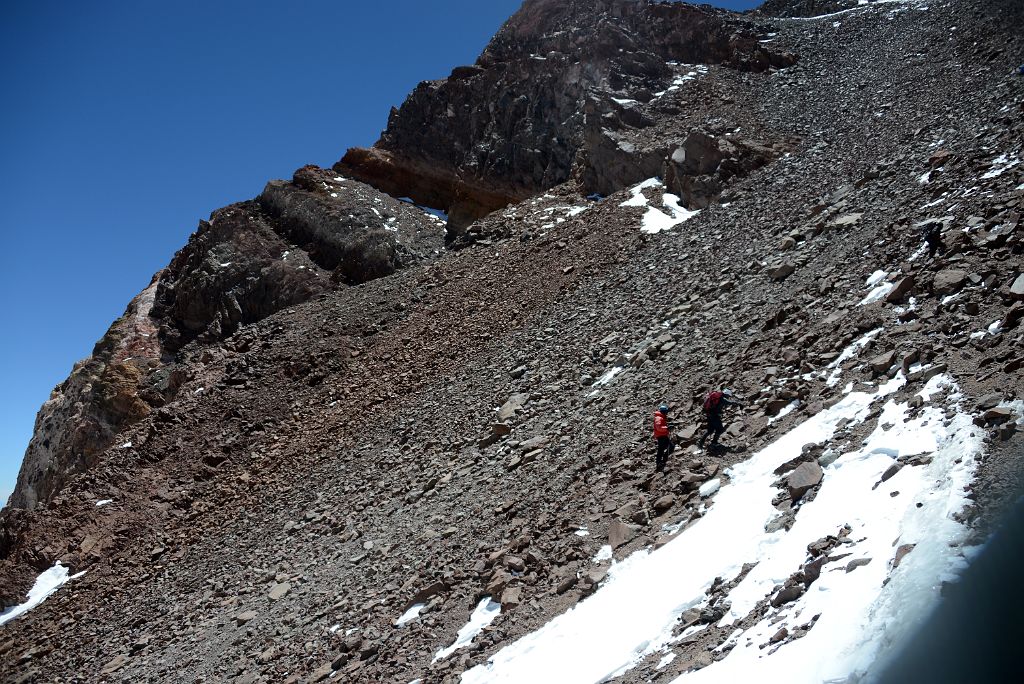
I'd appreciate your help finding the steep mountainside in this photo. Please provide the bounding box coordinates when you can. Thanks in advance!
[1,0,1023,682]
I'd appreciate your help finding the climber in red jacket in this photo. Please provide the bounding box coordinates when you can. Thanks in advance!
[653,403,674,472]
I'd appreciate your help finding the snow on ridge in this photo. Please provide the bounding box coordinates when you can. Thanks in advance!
[782,0,919,22]
[460,371,981,684]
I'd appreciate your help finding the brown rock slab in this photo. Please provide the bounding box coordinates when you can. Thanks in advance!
[884,276,915,304]
[653,494,676,514]
[1010,273,1024,300]
[235,610,258,626]
[268,582,291,601]
[497,393,530,422]
[771,583,805,607]
[787,461,823,501]
[608,519,640,548]
[932,269,968,296]
[500,586,523,609]
[846,557,872,572]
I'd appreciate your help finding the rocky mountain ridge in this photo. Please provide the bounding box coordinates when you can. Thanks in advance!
[1,0,1023,682]
[338,0,796,230]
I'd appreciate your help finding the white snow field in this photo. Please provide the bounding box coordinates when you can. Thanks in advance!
[0,562,86,626]
[461,373,982,684]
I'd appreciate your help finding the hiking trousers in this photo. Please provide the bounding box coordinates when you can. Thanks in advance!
[700,414,724,446]
[656,436,674,471]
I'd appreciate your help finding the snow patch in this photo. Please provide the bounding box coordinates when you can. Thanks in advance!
[859,281,894,306]
[825,328,882,387]
[620,178,662,207]
[865,270,888,287]
[641,193,699,234]
[434,598,502,662]
[621,180,699,233]
[767,400,800,425]
[396,603,426,627]
[0,562,86,626]
[592,366,624,388]
[981,153,1019,179]
[95,499,113,507]
[685,376,980,683]
[698,478,721,498]
[461,370,976,684]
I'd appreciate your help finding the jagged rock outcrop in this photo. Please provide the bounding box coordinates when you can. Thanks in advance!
[154,166,444,352]
[337,0,796,231]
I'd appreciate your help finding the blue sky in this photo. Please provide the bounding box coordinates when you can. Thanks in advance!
[0,0,759,506]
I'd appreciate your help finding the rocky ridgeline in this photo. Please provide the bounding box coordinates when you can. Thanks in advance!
[1,0,1023,682]
[337,0,796,230]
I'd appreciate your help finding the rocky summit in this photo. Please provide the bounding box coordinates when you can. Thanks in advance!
[1,0,1023,682]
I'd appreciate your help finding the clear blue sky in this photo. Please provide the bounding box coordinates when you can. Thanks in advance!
[0,0,758,506]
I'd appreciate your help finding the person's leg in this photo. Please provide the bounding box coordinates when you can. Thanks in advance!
[656,437,670,470]
[698,420,711,447]
[710,415,724,444]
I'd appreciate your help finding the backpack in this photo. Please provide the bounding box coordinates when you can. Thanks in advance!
[703,391,723,414]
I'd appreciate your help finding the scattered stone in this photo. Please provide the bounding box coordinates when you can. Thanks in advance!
[235,610,258,626]
[608,519,640,548]
[268,582,291,601]
[771,583,805,607]
[932,270,968,296]
[787,461,823,501]
[846,558,873,573]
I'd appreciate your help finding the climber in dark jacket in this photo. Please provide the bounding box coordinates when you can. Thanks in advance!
[653,403,674,472]
[921,222,946,258]
[698,389,742,450]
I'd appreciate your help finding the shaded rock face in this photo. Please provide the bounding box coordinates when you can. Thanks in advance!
[8,169,445,510]
[151,201,331,354]
[152,166,445,353]
[336,0,796,232]
[260,165,446,284]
